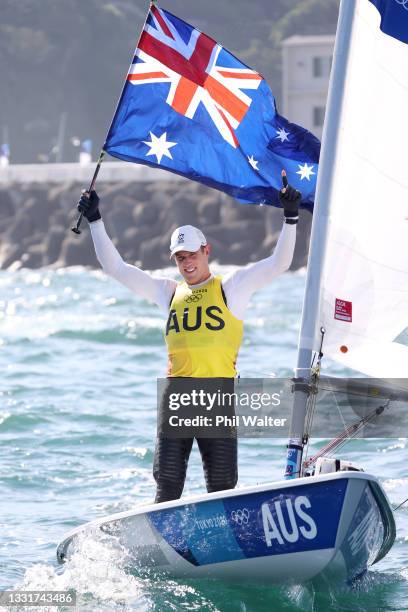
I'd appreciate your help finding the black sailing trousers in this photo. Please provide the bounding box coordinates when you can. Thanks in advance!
[153,378,238,503]
[153,436,238,503]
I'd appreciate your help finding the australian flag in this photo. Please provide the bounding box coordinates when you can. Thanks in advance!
[104,4,320,211]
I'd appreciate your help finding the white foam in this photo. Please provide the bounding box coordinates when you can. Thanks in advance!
[19,530,143,608]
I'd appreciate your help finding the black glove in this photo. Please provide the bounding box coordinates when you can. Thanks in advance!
[77,190,101,223]
[278,171,301,225]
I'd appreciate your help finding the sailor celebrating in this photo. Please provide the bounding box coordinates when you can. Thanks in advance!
[77,171,301,502]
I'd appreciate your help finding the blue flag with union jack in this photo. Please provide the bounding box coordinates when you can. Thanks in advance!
[104,4,320,210]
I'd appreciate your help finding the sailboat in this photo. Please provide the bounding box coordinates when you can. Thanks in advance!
[57,0,407,583]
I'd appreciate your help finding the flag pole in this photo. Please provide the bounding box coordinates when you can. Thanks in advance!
[71,0,155,235]
[71,149,106,234]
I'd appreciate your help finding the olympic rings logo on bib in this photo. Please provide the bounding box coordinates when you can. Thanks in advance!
[395,0,408,9]
[184,294,203,303]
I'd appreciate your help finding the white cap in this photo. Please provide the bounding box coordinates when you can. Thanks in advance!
[170,225,207,257]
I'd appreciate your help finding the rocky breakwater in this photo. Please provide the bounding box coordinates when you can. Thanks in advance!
[0,180,311,271]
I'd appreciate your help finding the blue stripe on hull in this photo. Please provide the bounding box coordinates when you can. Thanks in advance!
[148,479,348,566]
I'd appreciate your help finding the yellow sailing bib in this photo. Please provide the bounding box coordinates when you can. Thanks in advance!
[165,276,243,378]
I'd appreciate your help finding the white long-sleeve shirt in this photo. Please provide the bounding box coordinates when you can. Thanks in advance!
[90,220,296,320]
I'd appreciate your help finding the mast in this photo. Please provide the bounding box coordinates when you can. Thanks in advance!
[284,0,357,479]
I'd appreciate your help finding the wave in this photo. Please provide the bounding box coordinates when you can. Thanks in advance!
[0,412,51,431]
[50,327,164,346]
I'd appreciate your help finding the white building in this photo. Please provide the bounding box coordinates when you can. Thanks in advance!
[281,35,335,140]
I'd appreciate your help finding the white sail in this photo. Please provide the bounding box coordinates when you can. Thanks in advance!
[318,0,408,377]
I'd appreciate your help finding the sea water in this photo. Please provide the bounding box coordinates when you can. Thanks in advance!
[0,265,407,611]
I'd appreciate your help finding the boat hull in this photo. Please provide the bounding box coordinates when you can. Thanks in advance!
[56,472,395,584]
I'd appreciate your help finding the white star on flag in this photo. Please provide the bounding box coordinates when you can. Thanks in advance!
[143,132,177,164]
[296,163,315,181]
[275,127,290,142]
[248,155,259,170]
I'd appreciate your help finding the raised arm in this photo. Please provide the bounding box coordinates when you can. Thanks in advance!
[223,223,296,319]
[222,171,301,320]
[78,191,176,312]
